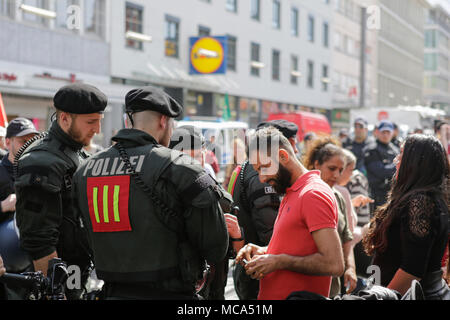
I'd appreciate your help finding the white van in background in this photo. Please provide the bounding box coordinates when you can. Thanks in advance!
[176,119,249,183]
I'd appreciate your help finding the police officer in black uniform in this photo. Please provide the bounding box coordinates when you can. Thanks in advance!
[72,86,229,300]
[14,83,107,299]
[229,119,298,300]
[363,120,399,210]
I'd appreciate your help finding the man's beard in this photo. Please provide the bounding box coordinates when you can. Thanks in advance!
[269,163,292,195]
[68,122,91,147]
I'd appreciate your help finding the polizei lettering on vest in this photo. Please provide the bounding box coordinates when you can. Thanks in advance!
[83,156,146,177]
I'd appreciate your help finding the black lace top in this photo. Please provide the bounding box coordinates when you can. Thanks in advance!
[373,192,449,287]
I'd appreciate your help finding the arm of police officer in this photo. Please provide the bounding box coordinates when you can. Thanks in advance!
[15,158,63,276]
[15,185,61,276]
[184,197,229,264]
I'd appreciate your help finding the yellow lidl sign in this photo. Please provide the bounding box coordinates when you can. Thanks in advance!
[189,36,227,75]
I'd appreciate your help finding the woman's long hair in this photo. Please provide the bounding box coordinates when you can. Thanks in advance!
[363,134,450,256]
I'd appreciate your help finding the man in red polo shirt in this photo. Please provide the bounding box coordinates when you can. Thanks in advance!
[236,127,345,300]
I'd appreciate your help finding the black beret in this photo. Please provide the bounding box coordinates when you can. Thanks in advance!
[125,86,183,118]
[54,83,108,114]
[257,120,298,139]
[169,125,205,150]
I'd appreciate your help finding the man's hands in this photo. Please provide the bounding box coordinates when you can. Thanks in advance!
[235,244,272,280]
[0,255,6,276]
[1,194,16,213]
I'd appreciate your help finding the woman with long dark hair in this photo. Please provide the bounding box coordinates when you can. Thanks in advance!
[363,134,450,299]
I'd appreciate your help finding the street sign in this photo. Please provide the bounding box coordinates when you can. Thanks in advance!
[189,36,227,75]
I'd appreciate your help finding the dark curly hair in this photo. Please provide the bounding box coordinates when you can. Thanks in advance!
[363,134,450,256]
[302,136,343,170]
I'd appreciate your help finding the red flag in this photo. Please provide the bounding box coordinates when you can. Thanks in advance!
[0,93,7,128]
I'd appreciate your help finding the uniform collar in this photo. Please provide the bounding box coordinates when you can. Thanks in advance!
[49,121,84,151]
[112,129,159,147]
[376,139,390,148]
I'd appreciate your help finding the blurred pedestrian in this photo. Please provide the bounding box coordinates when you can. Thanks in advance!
[303,137,357,297]
[339,128,350,145]
[83,140,104,155]
[0,255,5,276]
[337,148,374,278]
[14,83,107,300]
[301,132,317,159]
[72,86,229,300]
[343,117,374,176]
[363,134,449,299]
[391,123,403,149]
[0,118,39,224]
[364,120,399,210]
[435,120,449,159]
[223,137,247,188]
[0,127,7,160]
[229,120,298,300]
[236,127,344,300]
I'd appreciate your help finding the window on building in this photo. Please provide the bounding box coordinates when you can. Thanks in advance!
[424,53,437,71]
[198,25,211,37]
[165,15,179,58]
[308,15,315,42]
[272,0,281,29]
[56,0,79,30]
[0,0,15,19]
[85,0,106,38]
[334,31,342,51]
[272,49,280,81]
[251,0,260,21]
[323,22,329,47]
[227,35,237,71]
[322,65,329,91]
[125,2,143,49]
[425,30,436,48]
[250,42,261,77]
[226,0,237,13]
[291,7,299,36]
[22,0,49,26]
[291,55,299,85]
[307,60,314,88]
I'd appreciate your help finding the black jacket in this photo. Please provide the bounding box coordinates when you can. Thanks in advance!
[363,139,399,207]
[0,154,15,224]
[15,121,91,269]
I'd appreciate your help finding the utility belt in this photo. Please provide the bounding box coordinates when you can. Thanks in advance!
[103,282,199,300]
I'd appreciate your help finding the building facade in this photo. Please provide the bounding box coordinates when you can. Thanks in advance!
[0,0,130,147]
[424,4,450,114]
[109,0,336,128]
[330,0,378,130]
[375,0,429,107]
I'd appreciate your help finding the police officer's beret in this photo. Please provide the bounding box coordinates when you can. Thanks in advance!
[169,125,205,150]
[257,120,298,139]
[125,86,183,118]
[54,83,108,114]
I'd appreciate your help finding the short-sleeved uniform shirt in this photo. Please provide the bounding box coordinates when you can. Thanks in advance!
[258,171,338,300]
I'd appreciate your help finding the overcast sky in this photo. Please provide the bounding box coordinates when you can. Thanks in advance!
[427,0,450,14]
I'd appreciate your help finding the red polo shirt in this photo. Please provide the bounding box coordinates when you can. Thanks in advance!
[258,171,338,300]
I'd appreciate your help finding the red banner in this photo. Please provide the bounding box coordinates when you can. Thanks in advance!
[0,93,8,128]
